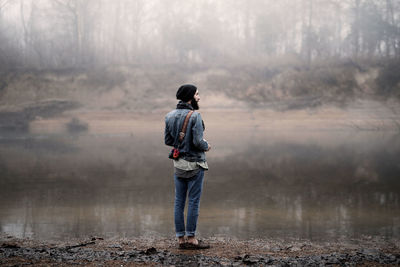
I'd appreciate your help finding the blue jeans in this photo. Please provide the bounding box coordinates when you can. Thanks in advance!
[174,169,204,237]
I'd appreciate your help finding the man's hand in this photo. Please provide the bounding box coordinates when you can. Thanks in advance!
[206,144,211,152]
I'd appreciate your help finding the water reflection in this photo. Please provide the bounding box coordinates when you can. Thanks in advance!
[0,124,399,241]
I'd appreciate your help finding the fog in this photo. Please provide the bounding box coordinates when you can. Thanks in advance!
[0,0,400,242]
[1,0,399,68]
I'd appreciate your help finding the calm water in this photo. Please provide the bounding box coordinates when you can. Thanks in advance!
[0,111,399,241]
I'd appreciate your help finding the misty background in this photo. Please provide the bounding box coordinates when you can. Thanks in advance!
[0,0,399,113]
[0,0,399,241]
[1,0,400,67]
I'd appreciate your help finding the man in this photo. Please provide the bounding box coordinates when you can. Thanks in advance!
[164,84,211,249]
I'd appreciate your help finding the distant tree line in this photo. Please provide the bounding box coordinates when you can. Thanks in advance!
[0,0,399,69]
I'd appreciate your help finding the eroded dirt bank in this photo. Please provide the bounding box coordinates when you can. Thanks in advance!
[1,235,399,266]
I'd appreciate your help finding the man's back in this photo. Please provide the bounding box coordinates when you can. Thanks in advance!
[164,102,208,162]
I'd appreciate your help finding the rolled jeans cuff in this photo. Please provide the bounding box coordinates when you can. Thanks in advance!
[186,231,196,237]
[176,231,185,238]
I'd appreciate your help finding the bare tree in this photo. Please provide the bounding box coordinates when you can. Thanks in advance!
[1,0,400,68]
[353,0,361,58]
[300,0,314,64]
[0,0,10,12]
[51,0,91,66]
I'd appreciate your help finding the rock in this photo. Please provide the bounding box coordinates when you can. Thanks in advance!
[66,117,88,133]
[145,247,157,255]
[360,248,380,255]
[271,246,281,252]
[289,246,302,252]
[126,251,137,259]
[326,256,339,264]
[0,99,80,131]
[242,254,260,264]
[311,255,322,261]
[107,244,122,249]
[1,243,20,249]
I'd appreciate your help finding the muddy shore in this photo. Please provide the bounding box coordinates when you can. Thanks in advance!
[1,235,399,266]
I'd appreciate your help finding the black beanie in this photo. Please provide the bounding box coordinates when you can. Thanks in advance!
[176,84,197,102]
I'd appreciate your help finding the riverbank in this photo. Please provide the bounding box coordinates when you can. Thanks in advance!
[1,235,399,266]
[1,61,399,113]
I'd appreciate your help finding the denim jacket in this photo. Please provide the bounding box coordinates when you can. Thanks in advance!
[164,101,208,162]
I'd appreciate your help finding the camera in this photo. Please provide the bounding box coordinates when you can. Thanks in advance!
[168,148,180,160]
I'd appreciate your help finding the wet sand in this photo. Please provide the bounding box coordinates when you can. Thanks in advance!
[1,234,399,266]
[30,99,400,135]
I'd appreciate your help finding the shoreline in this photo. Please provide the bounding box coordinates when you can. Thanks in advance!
[1,235,399,266]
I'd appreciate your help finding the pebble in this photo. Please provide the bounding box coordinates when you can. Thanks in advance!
[1,244,399,266]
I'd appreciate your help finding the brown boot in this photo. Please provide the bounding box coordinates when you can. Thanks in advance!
[184,240,210,250]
